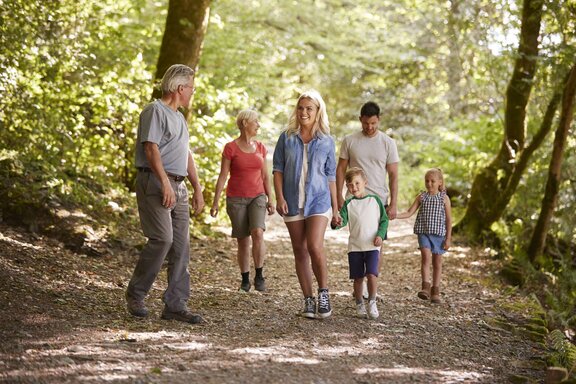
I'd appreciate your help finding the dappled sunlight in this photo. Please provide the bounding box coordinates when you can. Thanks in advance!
[353,365,486,381]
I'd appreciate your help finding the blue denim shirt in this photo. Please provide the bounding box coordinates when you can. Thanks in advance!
[272,131,336,217]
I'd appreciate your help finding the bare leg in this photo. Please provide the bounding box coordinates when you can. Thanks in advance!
[366,274,378,299]
[236,236,251,273]
[250,228,265,269]
[353,278,364,302]
[420,248,432,284]
[432,253,442,288]
[286,220,312,297]
[305,215,329,289]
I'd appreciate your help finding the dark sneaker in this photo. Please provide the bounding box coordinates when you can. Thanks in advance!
[317,289,332,319]
[126,292,148,318]
[254,276,266,292]
[239,281,251,292]
[161,308,204,324]
[302,296,316,319]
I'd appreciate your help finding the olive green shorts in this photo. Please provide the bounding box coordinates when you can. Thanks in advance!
[226,194,267,238]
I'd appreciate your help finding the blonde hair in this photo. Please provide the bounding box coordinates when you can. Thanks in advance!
[236,110,259,130]
[345,167,367,183]
[160,64,195,95]
[425,168,446,192]
[285,89,330,137]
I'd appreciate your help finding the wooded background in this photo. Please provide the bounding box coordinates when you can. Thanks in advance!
[1,0,575,349]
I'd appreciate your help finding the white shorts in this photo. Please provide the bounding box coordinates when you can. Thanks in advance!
[283,208,332,223]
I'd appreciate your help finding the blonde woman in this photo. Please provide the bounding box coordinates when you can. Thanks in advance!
[272,90,339,319]
[211,110,275,292]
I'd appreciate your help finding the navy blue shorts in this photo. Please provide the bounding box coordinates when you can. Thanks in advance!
[348,250,380,279]
[417,234,446,255]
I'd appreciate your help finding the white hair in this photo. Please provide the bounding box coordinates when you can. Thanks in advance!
[160,64,195,95]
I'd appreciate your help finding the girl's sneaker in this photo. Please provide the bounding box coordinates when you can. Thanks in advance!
[356,301,367,318]
[367,299,379,319]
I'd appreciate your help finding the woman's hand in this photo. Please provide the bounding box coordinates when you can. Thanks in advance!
[266,201,276,215]
[276,198,288,216]
[210,204,219,218]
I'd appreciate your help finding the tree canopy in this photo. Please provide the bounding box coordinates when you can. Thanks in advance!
[1,0,575,253]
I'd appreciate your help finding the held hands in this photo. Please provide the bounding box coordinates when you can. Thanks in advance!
[374,236,383,247]
[331,210,342,229]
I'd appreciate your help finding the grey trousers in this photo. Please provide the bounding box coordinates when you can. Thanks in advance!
[127,171,191,312]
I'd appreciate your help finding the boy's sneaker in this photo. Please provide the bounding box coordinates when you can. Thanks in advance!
[239,281,251,292]
[356,301,367,318]
[317,289,332,319]
[161,308,204,324]
[367,298,379,319]
[302,296,316,319]
[254,276,266,292]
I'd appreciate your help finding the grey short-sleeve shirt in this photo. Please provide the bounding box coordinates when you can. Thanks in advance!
[339,130,399,203]
[134,100,190,176]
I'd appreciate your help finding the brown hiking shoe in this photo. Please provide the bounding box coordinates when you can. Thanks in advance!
[431,286,442,304]
[126,292,148,318]
[161,308,204,324]
[418,282,431,300]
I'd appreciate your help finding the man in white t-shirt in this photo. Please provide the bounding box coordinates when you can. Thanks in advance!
[336,101,399,294]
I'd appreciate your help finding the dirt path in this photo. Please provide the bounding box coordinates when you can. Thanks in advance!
[0,216,545,383]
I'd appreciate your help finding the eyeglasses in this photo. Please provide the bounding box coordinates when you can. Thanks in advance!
[182,84,196,93]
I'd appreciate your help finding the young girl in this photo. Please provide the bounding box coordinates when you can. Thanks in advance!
[397,168,452,303]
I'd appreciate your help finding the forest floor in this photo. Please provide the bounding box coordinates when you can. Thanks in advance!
[0,214,548,383]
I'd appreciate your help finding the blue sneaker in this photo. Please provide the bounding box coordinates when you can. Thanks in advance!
[302,296,316,319]
[317,289,332,318]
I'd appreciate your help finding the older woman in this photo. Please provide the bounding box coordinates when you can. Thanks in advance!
[211,110,275,292]
[273,90,339,319]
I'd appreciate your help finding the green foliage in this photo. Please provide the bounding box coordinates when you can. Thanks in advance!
[1,0,575,247]
[548,329,576,373]
[0,0,165,186]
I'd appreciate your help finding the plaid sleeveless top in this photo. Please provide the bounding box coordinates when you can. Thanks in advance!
[414,191,446,236]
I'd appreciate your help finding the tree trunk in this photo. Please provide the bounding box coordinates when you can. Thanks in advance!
[446,0,465,118]
[455,0,544,241]
[152,0,211,108]
[527,62,576,263]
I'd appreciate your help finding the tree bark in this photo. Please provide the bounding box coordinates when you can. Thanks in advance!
[152,0,211,107]
[527,62,576,263]
[455,0,544,241]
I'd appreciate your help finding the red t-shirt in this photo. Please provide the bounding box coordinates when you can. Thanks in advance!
[224,140,267,198]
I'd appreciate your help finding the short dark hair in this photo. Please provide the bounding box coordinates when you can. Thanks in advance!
[360,101,380,117]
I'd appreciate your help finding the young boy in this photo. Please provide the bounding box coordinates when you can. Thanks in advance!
[332,167,389,319]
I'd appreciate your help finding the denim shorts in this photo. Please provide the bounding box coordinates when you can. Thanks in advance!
[348,250,380,279]
[226,194,267,238]
[417,234,446,255]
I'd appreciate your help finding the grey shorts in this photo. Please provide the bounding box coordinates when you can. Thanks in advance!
[226,194,267,238]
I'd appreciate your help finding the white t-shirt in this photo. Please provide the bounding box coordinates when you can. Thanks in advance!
[339,131,399,203]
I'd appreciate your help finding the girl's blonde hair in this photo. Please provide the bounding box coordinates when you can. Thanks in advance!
[345,167,367,183]
[425,168,446,192]
[236,109,258,130]
[285,89,330,137]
